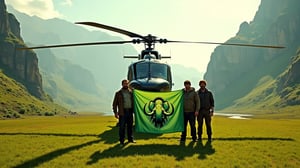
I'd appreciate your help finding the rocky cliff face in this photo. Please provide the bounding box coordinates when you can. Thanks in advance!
[204,0,300,109]
[278,51,300,89]
[0,0,44,99]
[276,50,300,106]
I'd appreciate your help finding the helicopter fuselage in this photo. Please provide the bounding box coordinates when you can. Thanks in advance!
[127,55,172,92]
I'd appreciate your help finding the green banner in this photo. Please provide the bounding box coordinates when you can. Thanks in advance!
[133,89,184,134]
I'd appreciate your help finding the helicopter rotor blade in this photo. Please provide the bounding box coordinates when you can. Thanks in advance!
[75,22,145,39]
[17,40,134,50]
[166,40,285,49]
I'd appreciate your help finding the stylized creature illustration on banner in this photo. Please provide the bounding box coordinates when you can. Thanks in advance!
[144,97,174,128]
[134,89,184,134]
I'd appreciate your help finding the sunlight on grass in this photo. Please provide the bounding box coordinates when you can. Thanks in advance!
[0,115,299,167]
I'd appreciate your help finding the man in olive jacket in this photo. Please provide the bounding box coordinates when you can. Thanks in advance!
[112,79,135,145]
[180,80,200,142]
[197,80,214,141]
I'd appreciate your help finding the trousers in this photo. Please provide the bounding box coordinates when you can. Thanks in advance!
[181,112,197,140]
[119,108,134,143]
[197,109,212,138]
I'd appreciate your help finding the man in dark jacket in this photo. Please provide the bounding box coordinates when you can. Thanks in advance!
[180,80,200,142]
[197,80,214,141]
[112,79,135,145]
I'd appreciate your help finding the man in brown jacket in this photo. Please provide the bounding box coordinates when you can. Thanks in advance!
[180,80,200,142]
[112,79,135,145]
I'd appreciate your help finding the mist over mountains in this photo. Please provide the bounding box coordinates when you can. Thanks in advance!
[7,5,203,112]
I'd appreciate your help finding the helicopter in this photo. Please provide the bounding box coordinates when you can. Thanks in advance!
[19,22,285,91]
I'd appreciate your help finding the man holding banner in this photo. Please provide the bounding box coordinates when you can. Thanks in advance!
[180,80,200,142]
[112,79,135,145]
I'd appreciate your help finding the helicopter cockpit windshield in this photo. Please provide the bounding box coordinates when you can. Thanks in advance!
[127,59,172,91]
[135,61,168,80]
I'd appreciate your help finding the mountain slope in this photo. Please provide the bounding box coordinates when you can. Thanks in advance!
[0,0,67,117]
[36,49,110,112]
[0,70,66,117]
[224,50,300,117]
[204,0,300,115]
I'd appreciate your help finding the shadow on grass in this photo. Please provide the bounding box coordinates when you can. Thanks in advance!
[8,125,294,167]
[13,139,102,168]
[0,125,162,144]
[9,126,117,168]
[97,125,163,144]
[87,140,215,165]
[86,135,295,165]
[9,125,162,167]
[197,141,216,159]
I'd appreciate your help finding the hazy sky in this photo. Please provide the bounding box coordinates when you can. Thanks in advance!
[6,0,261,73]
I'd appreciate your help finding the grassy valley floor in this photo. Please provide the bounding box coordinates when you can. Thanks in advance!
[0,115,299,167]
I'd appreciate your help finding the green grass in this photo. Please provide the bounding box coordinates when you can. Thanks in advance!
[0,71,67,117]
[0,115,299,167]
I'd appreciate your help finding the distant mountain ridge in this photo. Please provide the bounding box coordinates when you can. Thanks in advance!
[36,49,110,112]
[7,6,135,112]
[0,0,66,116]
[7,5,204,112]
[204,0,300,115]
[7,5,136,93]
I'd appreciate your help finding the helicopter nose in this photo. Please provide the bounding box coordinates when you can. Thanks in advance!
[129,78,170,92]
